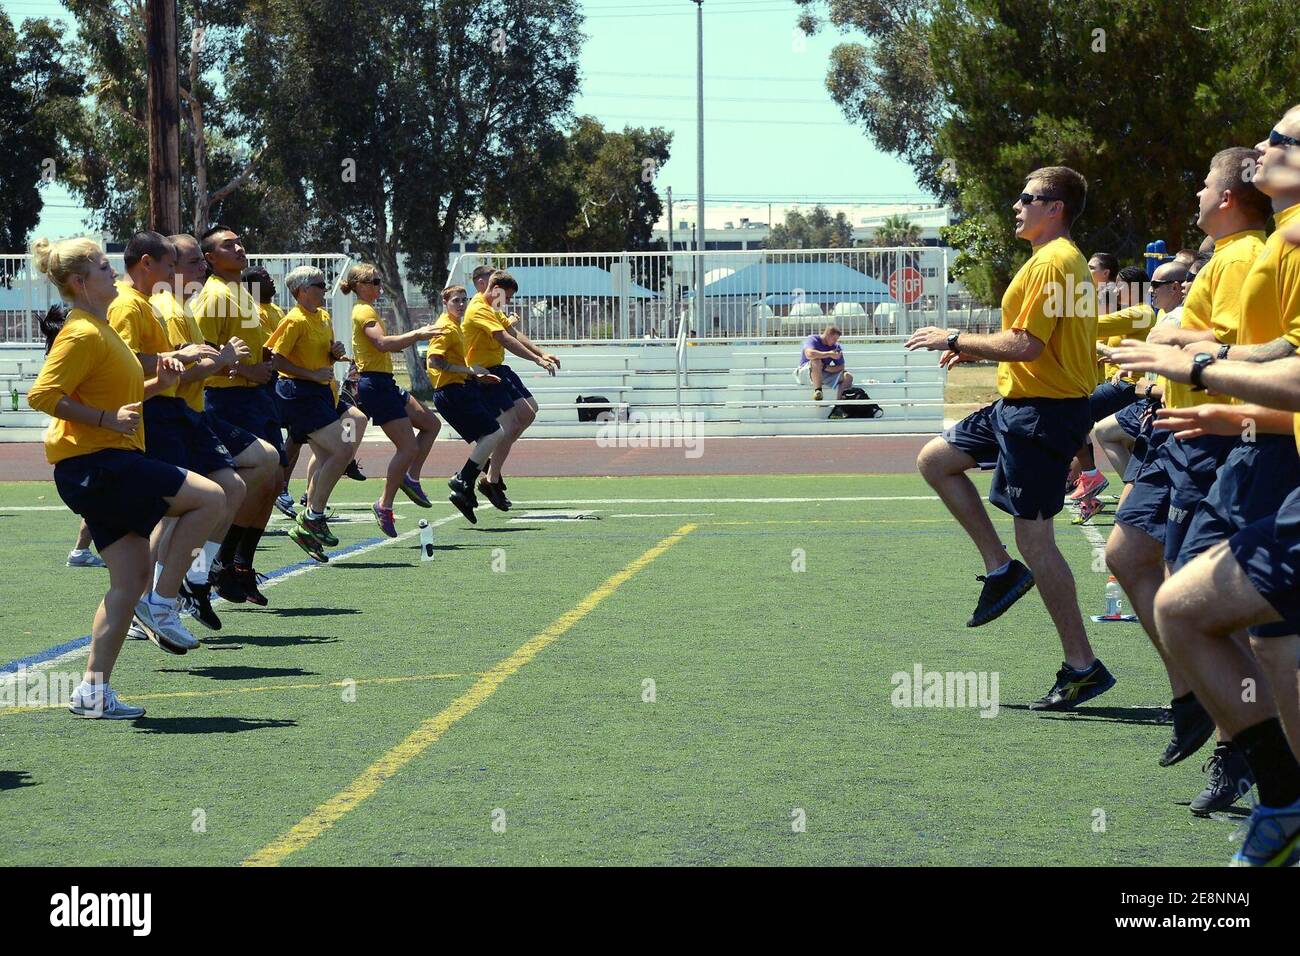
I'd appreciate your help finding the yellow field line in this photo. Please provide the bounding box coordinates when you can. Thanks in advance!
[0,672,465,716]
[242,522,698,867]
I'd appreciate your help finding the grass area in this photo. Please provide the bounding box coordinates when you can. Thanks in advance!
[0,473,1238,866]
[944,362,1000,419]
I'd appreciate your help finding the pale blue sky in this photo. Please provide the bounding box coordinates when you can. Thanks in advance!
[5,0,929,238]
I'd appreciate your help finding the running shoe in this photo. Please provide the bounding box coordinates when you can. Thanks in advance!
[1159,695,1215,767]
[275,492,298,519]
[66,549,105,568]
[477,476,511,512]
[178,577,222,631]
[344,459,367,481]
[1069,472,1110,502]
[966,559,1035,627]
[133,597,198,654]
[1190,744,1255,814]
[448,475,479,524]
[68,685,144,720]
[299,511,338,547]
[127,620,149,641]
[400,474,433,508]
[373,501,398,538]
[1230,796,1300,866]
[209,558,248,604]
[1028,659,1117,711]
[288,524,329,563]
[233,564,268,606]
[813,388,823,402]
[1071,497,1104,524]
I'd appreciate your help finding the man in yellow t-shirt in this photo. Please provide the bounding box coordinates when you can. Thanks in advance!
[907,165,1112,710]
[428,285,507,524]
[1101,148,1272,792]
[188,225,283,605]
[460,269,559,511]
[1111,112,1300,856]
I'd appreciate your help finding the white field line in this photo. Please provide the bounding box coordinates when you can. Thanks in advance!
[0,513,459,692]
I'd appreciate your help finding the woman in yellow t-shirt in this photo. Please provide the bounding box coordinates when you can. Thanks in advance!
[26,237,225,719]
[271,265,355,561]
[341,263,443,537]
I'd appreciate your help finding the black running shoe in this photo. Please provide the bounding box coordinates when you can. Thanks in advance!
[1029,659,1117,711]
[1190,744,1255,815]
[966,559,1035,627]
[178,578,222,631]
[477,476,511,511]
[234,564,268,607]
[1159,695,1216,767]
[209,558,248,604]
[447,476,479,524]
[345,459,366,481]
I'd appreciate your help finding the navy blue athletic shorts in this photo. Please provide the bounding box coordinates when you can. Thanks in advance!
[434,382,503,444]
[1229,483,1300,638]
[143,395,237,475]
[488,364,534,404]
[356,371,409,427]
[53,448,186,552]
[1163,433,1238,565]
[1089,380,1138,423]
[275,378,339,445]
[942,396,1093,520]
[205,384,285,467]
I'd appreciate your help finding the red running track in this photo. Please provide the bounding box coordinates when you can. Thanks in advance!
[0,435,930,481]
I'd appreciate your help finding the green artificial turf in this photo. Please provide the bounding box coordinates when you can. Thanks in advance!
[0,473,1242,865]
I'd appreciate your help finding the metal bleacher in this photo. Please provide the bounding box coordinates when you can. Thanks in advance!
[0,343,49,441]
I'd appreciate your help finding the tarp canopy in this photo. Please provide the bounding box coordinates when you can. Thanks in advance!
[504,266,658,299]
[696,261,894,305]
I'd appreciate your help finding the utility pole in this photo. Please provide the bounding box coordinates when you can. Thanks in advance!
[693,0,705,323]
[146,0,181,234]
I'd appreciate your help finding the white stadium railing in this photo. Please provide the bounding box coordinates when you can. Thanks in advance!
[1,248,950,440]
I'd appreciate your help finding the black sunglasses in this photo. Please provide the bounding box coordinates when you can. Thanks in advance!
[1018,192,1063,205]
[360,277,382,286]
[1269,128,1300,149]
[308,281,327,290]
[1150,279,1179,288]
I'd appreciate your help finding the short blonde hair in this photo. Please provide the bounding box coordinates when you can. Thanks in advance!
[340,263,379,295]
[285,265,326,297]
[30,236,102,299]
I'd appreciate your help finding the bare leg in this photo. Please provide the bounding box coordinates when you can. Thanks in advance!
[85,534,151,685]
[1094,413,1133,477]
[74,519,94,552]
[155,472,226,598]
[916,436,1011,573]
[1105,520,1186,694]
[1155,542,1276,737]
[837,370,854,400]
[486,399,535,485]
[1015,515,1094,669]
[305,419,354,513]
[1249,634,1300,763]
[378,416,418,510]
[406,396,440,478]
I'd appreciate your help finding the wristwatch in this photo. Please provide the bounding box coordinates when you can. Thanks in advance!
[946,331,961,353]
[1217,344,1231,360]
[1189,352,1215,391]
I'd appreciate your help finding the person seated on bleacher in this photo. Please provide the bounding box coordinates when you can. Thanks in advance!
[795,324,854,402]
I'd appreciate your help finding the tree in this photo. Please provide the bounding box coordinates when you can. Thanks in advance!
[873,213,921,247]
[230,0,582,392]
[59,0,304,243]
[795,0,1300,302]
[486,116,671,253]
[764,204,855,250]
[0,14,83,251]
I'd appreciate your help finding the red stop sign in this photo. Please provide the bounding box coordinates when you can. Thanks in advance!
[889,267,925,306]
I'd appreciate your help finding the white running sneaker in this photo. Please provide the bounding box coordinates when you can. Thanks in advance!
[66,549,106,568]
[127,620,149,641]
[134,598,199,653]
[68,685,145,719]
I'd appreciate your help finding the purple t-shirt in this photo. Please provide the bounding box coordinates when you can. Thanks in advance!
[800,334,843,370]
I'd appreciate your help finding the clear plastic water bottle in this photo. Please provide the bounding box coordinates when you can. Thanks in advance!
[419,519,434,561]
[1104,575,1123,618]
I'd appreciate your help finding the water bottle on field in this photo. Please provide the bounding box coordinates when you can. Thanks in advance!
[419,519,434,561]
[1104,576,1123,619]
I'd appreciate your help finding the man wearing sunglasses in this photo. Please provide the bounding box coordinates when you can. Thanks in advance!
[906,166,1113,711]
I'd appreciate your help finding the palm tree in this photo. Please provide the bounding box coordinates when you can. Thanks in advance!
[873,214,923,248]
